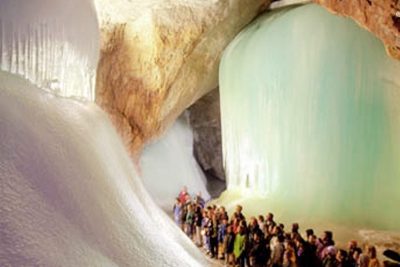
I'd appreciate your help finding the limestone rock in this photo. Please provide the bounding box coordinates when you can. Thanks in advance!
[189,88,225,181]
[314,0,400,59]
[95,0,271,156]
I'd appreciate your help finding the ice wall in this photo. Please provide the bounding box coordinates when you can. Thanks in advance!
[0,1,213,264]
[0,0,99,100]
[140,113,210,209]
[220,4,400,230]
[0,71,208,267]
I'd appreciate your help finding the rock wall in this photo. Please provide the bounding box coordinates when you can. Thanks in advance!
[94,0,400,163]
[314,0,400,59]
[95,0,271,156]
[189,89,224,181]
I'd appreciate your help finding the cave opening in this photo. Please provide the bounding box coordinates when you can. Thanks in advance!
[188,88,227,199]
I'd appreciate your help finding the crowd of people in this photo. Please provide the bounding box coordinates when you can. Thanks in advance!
[173,186,382,267]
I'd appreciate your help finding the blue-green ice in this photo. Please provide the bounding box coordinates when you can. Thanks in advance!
[220,4,400,230]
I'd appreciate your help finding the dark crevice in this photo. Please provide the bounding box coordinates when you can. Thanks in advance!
[392,15,400,31]
[204,171,226,199]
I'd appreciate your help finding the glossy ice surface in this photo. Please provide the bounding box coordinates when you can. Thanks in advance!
[0,0,99,100]
[220,4,400,230]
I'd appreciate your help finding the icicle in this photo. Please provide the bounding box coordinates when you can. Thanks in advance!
[0,0,99,101]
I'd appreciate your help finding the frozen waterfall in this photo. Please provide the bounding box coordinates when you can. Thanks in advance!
[219,4,400,230]
[140,113,210,210]
[0,0,99,100]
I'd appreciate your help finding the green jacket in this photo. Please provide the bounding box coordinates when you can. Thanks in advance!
[233,233,246,258]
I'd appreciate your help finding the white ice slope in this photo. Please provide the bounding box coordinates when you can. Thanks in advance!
[0,71,208,267]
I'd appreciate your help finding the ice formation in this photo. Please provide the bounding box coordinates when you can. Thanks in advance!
[140,113,210,210]
[0,71,208,266]
[219,4,400,230]
[0,0,210,265]
[0,0,99,100]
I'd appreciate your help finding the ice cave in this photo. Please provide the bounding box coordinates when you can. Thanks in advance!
[1,0,400,266]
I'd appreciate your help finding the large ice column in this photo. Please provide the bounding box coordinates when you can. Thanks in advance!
[140,113,210,209]
[0,71,208,267]
[220,4,400,230]
[0,0,99,100]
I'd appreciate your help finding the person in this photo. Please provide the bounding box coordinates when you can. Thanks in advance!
[218,206,229,221]
[248,217,262,247]
[348,240,362,267]
[270,225,284,249]
[194,191,205,208]
[322,246,337,267]
[258,215,266,235]
[249,231,268,267]
[218,218,228,259]
[172,197,182,227]
[234,225,247,267]
[283,248,298,267]
[291,223,302,241]
[307,234,318,255]
[359,254,370,267]
[183,193,192,206]
[233,205,245,221]
[318,231,335,260]
[352,249,361,267]
[207,213,219,258]
[348,240,362,257]
[203,207,212,253]
[180,201,188,231]
[194,205,203,246]
[232,217,241,234]
[367,246,380,267]
[265,212,276,234]
[270,233,285,267]
[284,240,297,258]
[336,249,351,267]
[296,235,315,267]
[224,224,235,266]
[306,229,314,240]
[185,204,195,238]
[178,186,189,204]
[247,217,261,266]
